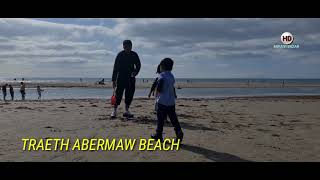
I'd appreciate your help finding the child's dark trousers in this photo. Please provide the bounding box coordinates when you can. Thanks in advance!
[156,103,182,135]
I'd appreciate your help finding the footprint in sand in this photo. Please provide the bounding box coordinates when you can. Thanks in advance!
[178,113,196,119]
[57,106,66,109]
[256,128,271,133]
[91,105,98,107]
[51,128,61,132]
[290,120,301,123]
[210,120,219,123]
[79,105,84,107]
[0,102,10,105]
[72,156,85,162]
[235,124,249,128]
[44,126,61,132]
[15,106,34,110]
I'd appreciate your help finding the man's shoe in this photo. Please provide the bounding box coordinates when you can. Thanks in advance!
[111,110,117,118]
[151,134,163,142]
[123,111,134,118]
[176,131,184,143]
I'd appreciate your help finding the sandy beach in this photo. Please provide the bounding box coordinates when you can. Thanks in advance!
[0,96,320,162]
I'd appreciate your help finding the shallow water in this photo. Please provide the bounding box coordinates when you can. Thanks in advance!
[2,77,320,84]
[3,87,320,100]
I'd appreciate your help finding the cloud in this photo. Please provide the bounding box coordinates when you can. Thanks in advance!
[0,18,116,40]
[0,18,320,78]
[0,19,117,69]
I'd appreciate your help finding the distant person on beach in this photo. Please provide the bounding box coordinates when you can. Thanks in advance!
[37,85,44,100]
[98,78,105,85]
[151,58,183,142]
[20,82,26,101]
[111,40,141,118]
[2,84,8,101]
[9,85,14,101]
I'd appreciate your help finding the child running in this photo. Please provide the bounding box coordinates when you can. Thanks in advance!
[151,58,183,142]
[37,85,44,100]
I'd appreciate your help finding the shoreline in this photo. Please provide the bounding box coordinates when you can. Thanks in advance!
[1,95,320,102]
[3,82,320,89]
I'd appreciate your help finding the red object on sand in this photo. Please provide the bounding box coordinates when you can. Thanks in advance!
[111,93,116,106]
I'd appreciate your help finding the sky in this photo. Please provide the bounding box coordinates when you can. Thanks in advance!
[0,18,319,79]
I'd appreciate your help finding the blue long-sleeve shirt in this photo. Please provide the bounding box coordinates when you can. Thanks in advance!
[156,71,176,106]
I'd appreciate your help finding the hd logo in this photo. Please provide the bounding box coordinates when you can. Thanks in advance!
[274,32,300,49]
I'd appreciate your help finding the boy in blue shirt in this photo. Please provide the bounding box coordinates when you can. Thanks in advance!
[151,58,184,142]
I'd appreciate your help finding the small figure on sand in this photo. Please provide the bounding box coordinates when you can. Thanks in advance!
[111,40,141,118]
[20,82,26,101]
[282,80,285,88]
[97,78,105,85]
[9,85,14,101]
[151,58,183,142]
[2,84,8,101]
[37,85,44,100]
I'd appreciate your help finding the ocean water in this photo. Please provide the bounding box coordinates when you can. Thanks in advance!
[1,77,320,84]
[3,87,320,100]
[1,77,320,100]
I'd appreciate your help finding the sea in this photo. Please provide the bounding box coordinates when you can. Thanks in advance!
[1,77,320,100]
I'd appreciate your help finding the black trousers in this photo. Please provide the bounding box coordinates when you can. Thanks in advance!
[10,92,14,101]
[2,92,6,100]
[115,78,135,107]
[20,90,25,100]
[156,103,182,135]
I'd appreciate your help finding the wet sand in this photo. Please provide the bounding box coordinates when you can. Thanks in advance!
[0,96,320,162]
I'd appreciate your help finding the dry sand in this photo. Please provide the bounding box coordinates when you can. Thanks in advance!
[0,96,320,162]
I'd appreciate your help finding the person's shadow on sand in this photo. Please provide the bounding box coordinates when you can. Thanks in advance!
[180,144,252,162]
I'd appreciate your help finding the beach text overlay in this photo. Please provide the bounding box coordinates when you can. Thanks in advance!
[21,138,181,151]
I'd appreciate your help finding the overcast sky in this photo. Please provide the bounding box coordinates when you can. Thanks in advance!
[0,18,319,78]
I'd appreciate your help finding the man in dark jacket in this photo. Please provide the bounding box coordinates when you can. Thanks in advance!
[111,40,141,118]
